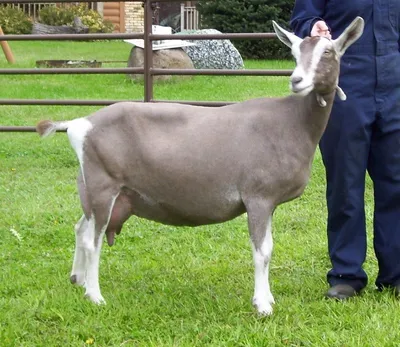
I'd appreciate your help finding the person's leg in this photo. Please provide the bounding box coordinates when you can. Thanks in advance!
[368,73,400,291]
[320,92,376,295]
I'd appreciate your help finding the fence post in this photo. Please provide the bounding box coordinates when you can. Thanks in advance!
[0,26,15,64]
[180,3,184,32]
[143,0,154,102]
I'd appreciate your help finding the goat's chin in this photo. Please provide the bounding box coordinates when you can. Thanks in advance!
[291,85,314,96]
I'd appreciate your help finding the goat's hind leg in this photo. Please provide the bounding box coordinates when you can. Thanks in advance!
[245,198,275,316]
[69,213,106,304]
[83,189,129,304]
[83,216,106,305]
[70,214,88,286]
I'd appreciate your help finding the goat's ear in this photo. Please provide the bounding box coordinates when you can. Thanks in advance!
[333,16,364,56]
[272,21,302,49]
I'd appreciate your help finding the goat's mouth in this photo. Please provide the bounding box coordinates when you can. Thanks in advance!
[291,84,314,96]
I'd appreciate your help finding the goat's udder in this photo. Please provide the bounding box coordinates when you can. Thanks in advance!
[104,193,132,246]
[106,230,116,246]
[105,226,123,246]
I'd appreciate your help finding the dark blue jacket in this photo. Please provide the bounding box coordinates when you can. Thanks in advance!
[290,1,400,91]
[290,1,399,53]
[290,1,400,290]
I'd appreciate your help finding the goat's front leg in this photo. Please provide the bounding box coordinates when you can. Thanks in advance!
[70,215,88,286]
[245,199,275,316]
[82,217,106,304]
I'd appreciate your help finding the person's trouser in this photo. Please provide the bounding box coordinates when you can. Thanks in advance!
[320,53,400,291]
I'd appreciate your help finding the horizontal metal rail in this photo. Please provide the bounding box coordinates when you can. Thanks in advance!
[151,69,292,76]
[0,99,136,106]
[0,67,144,74]
[0,99,235,107]
[0,68,292,76]
[0,126,43,132]
[2,33,144,41]
[0,0,198,3]
[2,33,277,41]
[153,33,277,40]
[0,100,235,132]
[0,0,291,132]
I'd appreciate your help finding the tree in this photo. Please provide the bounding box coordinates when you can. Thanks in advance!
[197,0,293,59]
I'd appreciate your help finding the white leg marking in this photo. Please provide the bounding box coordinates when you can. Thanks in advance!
[71,215,88,286]
[67,118,93,185]
[83,216,106,305]
[81,194,119,305]
[252,216,274,316]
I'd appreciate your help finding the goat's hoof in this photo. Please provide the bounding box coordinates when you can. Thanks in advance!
[253,292,275,305]
[85,291,106,305]
[253,297,274,316]
[70,274,85,286]
[255,303,273,316]
[266,293,275,305]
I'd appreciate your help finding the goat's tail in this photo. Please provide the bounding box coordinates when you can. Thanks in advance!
[36,120,71,138]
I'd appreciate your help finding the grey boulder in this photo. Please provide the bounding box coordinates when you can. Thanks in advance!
[127,47,194,82]
[180,29,244,70]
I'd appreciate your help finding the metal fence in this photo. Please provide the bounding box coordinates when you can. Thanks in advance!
[180,4,199,31]
[0,0,292,133]
[10,2,51,19]
[7,1,97,21]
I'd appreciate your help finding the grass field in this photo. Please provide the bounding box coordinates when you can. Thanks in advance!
[1,41,399,346]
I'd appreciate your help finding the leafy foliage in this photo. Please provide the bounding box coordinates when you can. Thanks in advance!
[197,0,293,59]
[38,5,74,27]
[71,4,114,33]
[39,4,114,33]
[0,5,33,34]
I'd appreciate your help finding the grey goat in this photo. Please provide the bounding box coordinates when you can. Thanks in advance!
[36,18,364,315]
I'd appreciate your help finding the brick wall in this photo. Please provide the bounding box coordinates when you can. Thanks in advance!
[125,2,144,33]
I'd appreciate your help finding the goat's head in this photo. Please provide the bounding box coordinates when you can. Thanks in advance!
[272,17,364,102]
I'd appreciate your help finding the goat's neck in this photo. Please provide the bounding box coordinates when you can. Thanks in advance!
[300,90,335,145]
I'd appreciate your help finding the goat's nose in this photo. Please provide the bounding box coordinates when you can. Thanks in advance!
[291,76,303,85]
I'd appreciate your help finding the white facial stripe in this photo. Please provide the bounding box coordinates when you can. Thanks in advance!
[291,38,333,95]
[290,41,309,94]
[309,38,332,76]
[291,41,301,61]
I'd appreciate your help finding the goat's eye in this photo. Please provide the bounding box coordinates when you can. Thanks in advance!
[324,49,332,55]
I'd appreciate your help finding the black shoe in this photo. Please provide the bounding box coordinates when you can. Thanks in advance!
[325,284,357,300]
[395,283,400,297]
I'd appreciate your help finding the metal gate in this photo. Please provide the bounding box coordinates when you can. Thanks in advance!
[0,0,292,133]
[8,2,98,21]
[180,4,199,31]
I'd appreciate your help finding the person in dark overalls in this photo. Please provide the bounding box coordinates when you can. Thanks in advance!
[290,1,400,299]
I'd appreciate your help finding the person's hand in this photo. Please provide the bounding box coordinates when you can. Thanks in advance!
[311,20,332,39]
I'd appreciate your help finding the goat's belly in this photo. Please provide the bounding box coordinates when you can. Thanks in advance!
[139,202,245,227]
[277,182,308,205]
[124,186,246,227]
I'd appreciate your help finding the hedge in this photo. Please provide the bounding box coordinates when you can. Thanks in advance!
[197,0,294,59]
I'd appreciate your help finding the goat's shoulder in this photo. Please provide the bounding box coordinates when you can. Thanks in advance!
[230,95,297,111]
[224,96,304,123]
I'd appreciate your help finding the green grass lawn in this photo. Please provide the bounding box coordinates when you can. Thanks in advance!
[1,41,399,347]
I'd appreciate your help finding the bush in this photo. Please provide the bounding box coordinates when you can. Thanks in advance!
[38,5,74,27]
[197,0,293,60]
[0,5,33,34]
[39,4,114,33]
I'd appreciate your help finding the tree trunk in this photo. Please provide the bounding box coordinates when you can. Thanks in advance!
[32,18,89,35]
